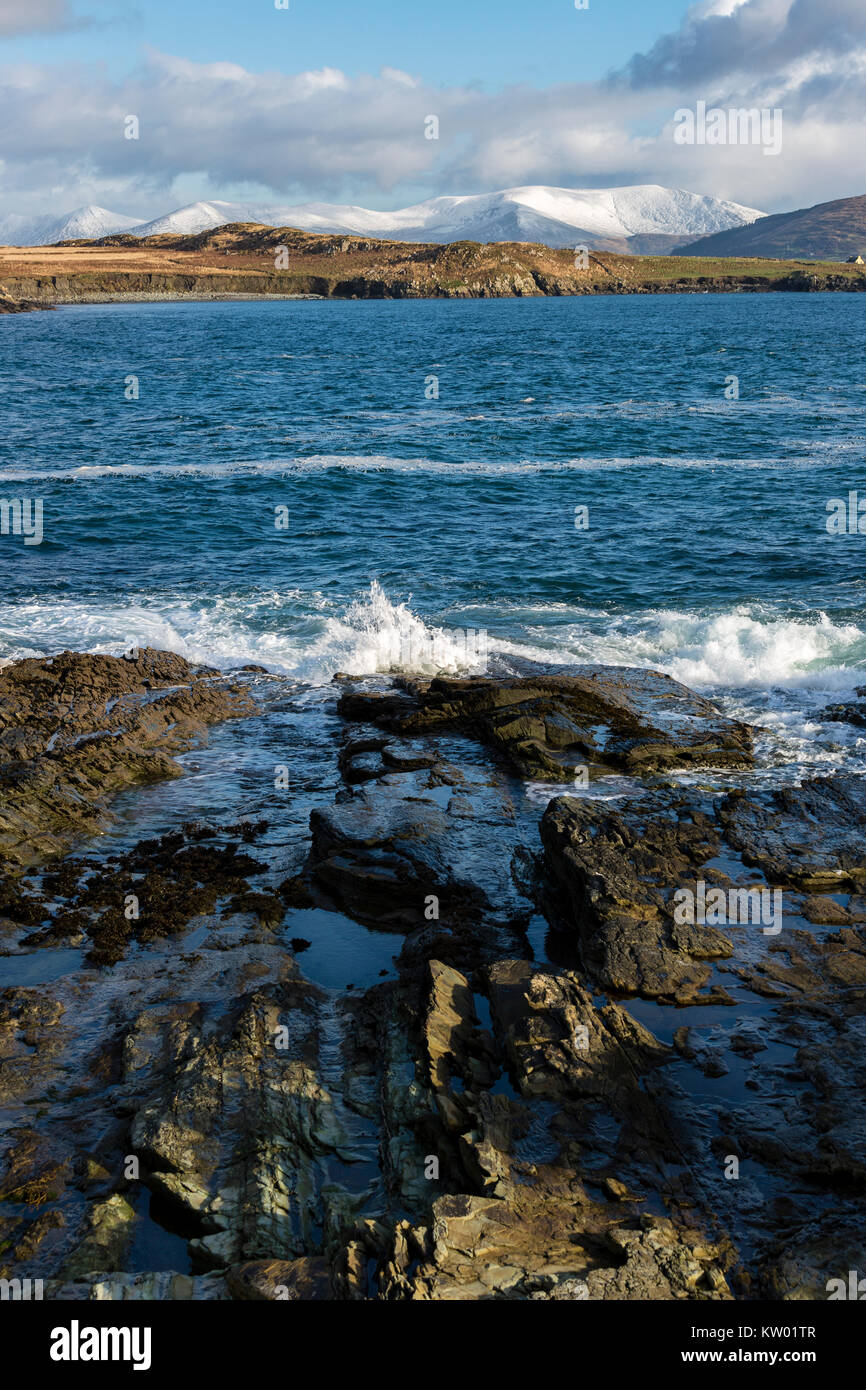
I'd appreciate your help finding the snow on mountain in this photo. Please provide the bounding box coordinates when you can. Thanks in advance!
[0,206,140,246]
[126,185,764,247]
[0,187,766,249]
[126,200,264,238]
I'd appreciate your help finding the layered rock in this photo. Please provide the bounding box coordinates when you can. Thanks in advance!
[0,648,255,864]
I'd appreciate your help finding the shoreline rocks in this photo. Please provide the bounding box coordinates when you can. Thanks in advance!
[0,648,255,865]
[1,650,863,1301]
[338,668,754,780]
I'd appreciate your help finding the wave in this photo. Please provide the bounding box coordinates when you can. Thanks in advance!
[0,583,488,684]
[0,453,845,483]
[570,606,866,693]
[1,586,864,694]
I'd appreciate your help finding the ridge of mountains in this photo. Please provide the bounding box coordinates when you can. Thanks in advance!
[0,184,764,252]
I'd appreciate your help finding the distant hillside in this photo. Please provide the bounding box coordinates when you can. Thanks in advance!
[675,194,866,261]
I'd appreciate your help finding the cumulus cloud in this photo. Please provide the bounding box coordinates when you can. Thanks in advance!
[1,0,865,217]
[619,0,866,88]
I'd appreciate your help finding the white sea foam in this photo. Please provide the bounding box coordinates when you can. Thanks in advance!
[0,582,487,683]
[0,453,838,483]
[2,589,863,689]
[582,607,866,693]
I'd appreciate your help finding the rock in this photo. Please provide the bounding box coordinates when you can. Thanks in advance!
[424,960,497,1129]
[227,1256,333,1300]
[802,896,850,926]
[488,959,672,1097]
[719,776,866,892]
[541,793,732,999]
[306,763,532,932]
[818,691,866,728]
[602,1177,630,1201]
[339,667,754,780]
[0,291,45,315]
[375,1186,731,1301]
[61,1195,137,1279]
[1,646,864,1304]
[48,1271,224,1300]
[0,649,255,866]
[124,980,371,1270]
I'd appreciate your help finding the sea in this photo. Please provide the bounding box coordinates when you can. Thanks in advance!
[1,292,865,790]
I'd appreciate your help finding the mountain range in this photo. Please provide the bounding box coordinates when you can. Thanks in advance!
[0,184,764,252]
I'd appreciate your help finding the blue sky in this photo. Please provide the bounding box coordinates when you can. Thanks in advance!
[6,0,692,88]
[1,0,864,219]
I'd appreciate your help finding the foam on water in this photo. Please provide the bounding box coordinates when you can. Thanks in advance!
[0,453,849,483]
[0,582,488,684]
[3,585,863,690]
[575,606,866,693]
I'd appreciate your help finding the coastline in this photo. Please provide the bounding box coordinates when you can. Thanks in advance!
[2,226,864,311]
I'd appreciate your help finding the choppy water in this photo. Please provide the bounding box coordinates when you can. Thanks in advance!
[1,293,865,785]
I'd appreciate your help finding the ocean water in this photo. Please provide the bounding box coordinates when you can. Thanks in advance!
[1,293,865,786]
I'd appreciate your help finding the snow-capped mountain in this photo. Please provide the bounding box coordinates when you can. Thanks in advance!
[0,186,765,249]
[0,205,141,246]
[124,185,764,248]
[127,200,266,239]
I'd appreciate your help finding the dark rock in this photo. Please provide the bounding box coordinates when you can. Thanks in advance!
[339,667,754,780]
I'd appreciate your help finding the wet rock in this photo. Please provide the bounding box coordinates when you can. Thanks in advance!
[541,793,732,999]
[801,896,850,926]
[306,763,532,932]
[488,959,673,1097]
[424,960,497,1130]
[227,1256,333,1300]
[818,689,866,728]
[0,1128,72,1206]
[2,646,864,1303]
[0,648,255,866]
[125,981,365,1270]
[376,1184,731,1301]
[719,776,866,892]
[61,1194,137,1279]
[339,667,754,780]
[0,991,67,1101]
[48,1271,224,1300]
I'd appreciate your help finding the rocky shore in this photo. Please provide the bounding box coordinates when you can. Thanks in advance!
[0,290,46,314]
[1,650,863,1300]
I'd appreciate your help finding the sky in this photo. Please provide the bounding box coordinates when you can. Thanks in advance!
[1,0,864,219]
